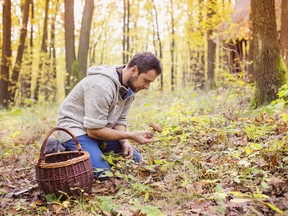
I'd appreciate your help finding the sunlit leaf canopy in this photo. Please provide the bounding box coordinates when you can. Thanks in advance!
[1,0,235,67]
[0,0,286,106]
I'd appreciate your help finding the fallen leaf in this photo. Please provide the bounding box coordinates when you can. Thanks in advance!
[33,199,44,206]
[52,204,62,214]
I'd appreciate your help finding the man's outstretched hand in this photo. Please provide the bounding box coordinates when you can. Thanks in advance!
[132,131,154,144]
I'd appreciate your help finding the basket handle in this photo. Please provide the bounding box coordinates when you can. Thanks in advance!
[37,127,82,164]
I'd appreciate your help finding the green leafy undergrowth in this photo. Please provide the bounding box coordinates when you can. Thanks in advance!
[0,86,287,215]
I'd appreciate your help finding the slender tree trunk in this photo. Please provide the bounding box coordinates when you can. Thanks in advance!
[46,0,58,102]
[280,0,288,67]
[77,0,94,75]
[123,0,126,63]
[0,0,12,108]
[64,0,76,95]
[170,0,176,91]
[34,0,49,101]
[195,0,205,89]
[206,0,217,90]
[151,0,163,91]
[207,28,216,89]
[22,0,34,101]
[126,0,130,60]
[10,0,30,104]
[122,0,130,63]
[251,0,287,107]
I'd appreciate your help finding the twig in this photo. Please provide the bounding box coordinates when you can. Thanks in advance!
[12,184,39,198]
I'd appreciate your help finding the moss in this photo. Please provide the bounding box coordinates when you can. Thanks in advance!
[276,55,287,87]
[249,97,257,109]
[250,55,287,109]
[250,85,261,109]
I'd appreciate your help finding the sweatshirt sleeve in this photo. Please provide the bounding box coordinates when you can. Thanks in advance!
[83,76,116,129]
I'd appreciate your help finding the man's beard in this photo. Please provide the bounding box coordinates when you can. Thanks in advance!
[127,76,138,92]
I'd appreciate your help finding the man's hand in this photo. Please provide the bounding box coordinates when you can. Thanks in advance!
[131,131,154,144]
[121,141,133,159]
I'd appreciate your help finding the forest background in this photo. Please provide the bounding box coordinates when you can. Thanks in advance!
[0,0,288,215]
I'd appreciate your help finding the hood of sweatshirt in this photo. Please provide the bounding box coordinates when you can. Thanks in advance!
[87,65,120,86]
[86,65,135,102]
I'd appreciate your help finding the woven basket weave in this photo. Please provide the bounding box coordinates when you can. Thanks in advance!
[35,127,94,197]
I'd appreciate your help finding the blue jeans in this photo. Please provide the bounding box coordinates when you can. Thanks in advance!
[63,134,141,178]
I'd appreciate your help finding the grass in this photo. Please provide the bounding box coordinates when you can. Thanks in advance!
[0,82,287,215]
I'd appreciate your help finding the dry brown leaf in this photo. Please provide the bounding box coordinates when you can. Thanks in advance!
[33,199,45,206]
[185,198,213,210]
[269,155,278,168]
[151,181,167,191]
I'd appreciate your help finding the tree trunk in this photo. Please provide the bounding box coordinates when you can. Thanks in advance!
[126,0,130,60]
[280,0,288,67]
[122,0,126,63]
[207,28,216,89]
[22,0,34,101]
[34,0,49,101]
[122,0,130,63]
[151,0,163,91]
[77,0,94,75]
[206,0,217,90]
[194,0,205,89]
[0,0,12,108]
[46,0,58,102]
[64,0,76,95]
[251,0,287,107]
[170,0,176,91]
[10,0,30,104]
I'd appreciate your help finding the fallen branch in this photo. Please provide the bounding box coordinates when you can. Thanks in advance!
[12,184,39,198]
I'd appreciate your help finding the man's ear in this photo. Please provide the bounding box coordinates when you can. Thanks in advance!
[131,66,138,76]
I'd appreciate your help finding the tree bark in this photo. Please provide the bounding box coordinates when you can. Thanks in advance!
[151,0,163,91]
[206,0,217,90]
[0,0,12,108]
[123,0,130,63]
[46,0,58,102]
[251,0,287,107]
[22,0,34,101]
[77,0,94,75]
[10,0,30,104]
[170,0,176,91]
[280,0,288,67]
[194,0,205,89]
[64,0,76,95]
[122,0,126,63]
[126,0,130,61]
[34,0,49,101]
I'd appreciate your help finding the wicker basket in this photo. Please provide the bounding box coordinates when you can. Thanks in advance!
[35,127,94,197]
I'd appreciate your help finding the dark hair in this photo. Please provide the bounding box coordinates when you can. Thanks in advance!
[127,52,162,75]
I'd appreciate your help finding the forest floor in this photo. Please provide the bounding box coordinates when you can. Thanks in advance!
[0,80,288,215]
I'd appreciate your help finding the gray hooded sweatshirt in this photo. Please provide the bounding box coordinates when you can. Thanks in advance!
[56,65,135,143]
